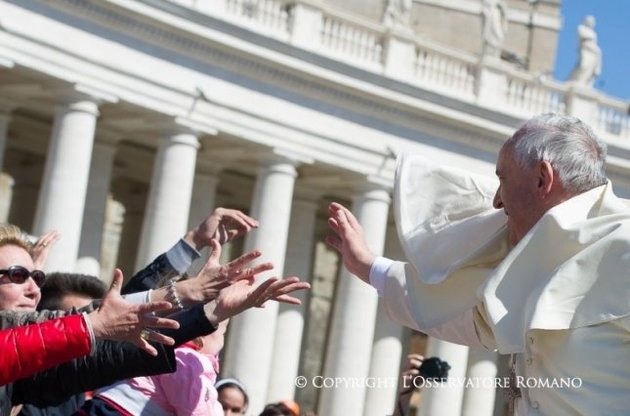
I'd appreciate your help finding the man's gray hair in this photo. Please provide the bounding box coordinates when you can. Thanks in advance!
[506,113,607,194]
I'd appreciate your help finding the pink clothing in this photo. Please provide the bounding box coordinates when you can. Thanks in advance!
[97,344,224,416]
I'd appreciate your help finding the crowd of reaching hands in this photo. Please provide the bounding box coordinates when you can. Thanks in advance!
[0,207,310,415]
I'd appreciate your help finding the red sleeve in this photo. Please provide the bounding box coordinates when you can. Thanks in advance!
[0,314,92,385]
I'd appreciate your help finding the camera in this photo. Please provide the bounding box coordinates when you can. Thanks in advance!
[415,356,450,384]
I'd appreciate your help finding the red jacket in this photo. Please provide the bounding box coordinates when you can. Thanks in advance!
[0,314,92,385]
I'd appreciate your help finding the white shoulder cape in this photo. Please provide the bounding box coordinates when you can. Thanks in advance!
[394,153,630,353]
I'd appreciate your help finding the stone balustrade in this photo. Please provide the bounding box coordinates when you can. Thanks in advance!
[172,0,630,141]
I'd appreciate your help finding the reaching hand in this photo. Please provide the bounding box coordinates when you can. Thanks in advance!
[185,208,259,250]
[401,353,424,389]
[180,239,274,303]
[32,230,61,270]
[204,276,311,323]
[87,269,181,356]
[325,202,375,282]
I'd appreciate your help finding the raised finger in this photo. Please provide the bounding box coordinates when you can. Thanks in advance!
[232,210,259,228]
[142,329,175,346]
[227,249,262,269]
[235,262,274,281]
[133,338,159,357]
[269,281,311,300]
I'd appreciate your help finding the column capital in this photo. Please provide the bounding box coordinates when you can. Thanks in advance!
[160,130,201,149]
[258,147,314,172]
[0,56,14,69]
[57,83,119,110]
[174,116,219,136]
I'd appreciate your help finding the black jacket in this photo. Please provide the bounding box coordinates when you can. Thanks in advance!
[10,251,214,415]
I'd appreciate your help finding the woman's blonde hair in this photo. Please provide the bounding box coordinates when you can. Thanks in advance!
[0,223,34,254]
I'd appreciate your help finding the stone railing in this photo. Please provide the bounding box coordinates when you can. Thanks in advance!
[412,40,477,98]
[221,0,291,40]
[318,11,384,69]
[166,0,630,141]
[505,71,566,116]
[596,95,630,140]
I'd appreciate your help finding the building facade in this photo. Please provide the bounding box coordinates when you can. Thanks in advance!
[0,0,628,414]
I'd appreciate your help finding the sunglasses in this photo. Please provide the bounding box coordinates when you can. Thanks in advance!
[0,266,46,287]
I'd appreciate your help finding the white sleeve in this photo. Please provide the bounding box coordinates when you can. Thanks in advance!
[369,256,395,296]
[378,260,489,348]
[165,239,200,275]
[122,290,151,304]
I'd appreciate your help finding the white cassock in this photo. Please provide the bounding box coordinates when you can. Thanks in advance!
[372,153,630,415]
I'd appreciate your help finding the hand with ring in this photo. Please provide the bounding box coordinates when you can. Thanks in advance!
[32,230,61,270]
[87,269,180,356]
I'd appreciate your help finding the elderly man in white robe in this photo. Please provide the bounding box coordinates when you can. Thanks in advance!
[327,113,630,415]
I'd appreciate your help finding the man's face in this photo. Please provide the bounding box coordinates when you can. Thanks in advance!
[493,145,543,246]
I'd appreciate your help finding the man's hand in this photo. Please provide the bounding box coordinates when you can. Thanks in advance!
[325,202,375,283]
[178,239,274,304]
[32,230,61,270]
[87,269,180,356]
[185,208,259,250]
[204,276,311,324]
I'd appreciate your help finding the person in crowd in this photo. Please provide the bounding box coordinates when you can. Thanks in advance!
[216,378,248,416]
[18,207,262,416]
[0,208,309,415]
[85,319,230,415]
[327,113,629,415]
[20,273,108,416]
[393,353,424,416]
[258,402,293,416]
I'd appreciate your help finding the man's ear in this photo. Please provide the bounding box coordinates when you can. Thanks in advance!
[537,161,554,197]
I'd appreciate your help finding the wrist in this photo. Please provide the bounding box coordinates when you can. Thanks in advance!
[176,280,202,307]
[184,229,206,252]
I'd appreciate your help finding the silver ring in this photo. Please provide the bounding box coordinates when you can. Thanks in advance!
[42,242,48,247]
[140,329,151,341]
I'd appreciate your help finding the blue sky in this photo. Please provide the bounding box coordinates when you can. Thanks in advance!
[554,1,630,100]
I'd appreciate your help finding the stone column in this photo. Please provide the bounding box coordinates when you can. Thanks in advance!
[419,338,469,416]
[32,93,103,272]
[223,154,299,414]
[186,164,222,274]
[318,184,391,416]
[0,106,11,170]
[461,348,498,416]
[76,133,120,278]
[267,189,320,402]
[364,224,405,416]
[0,173,13,223]
[135,129,199,270]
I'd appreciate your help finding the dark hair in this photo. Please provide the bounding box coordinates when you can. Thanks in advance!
[216,378,249,408]
[259,403,293,416]
[37,272,107,311]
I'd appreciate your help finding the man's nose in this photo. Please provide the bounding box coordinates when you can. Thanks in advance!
[493,188,503,209]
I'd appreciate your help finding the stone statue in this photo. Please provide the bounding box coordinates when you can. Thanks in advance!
[383,0,413,29]
[481,0,508,57]
[568,15,602,87]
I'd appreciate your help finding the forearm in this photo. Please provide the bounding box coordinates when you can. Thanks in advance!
[0,315,92,386]
[13,340,176,406]
[122,239,199,295]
